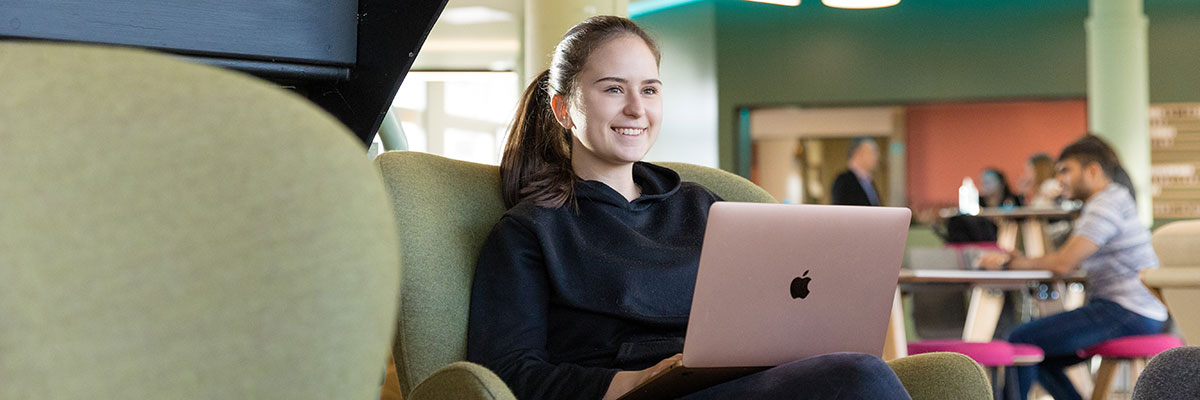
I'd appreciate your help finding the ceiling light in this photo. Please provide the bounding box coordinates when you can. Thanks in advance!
[439,6,512,25]
[822,0,899,9]
[746,0,801,5]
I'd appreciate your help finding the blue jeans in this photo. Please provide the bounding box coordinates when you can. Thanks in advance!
[1007,299,1163,400]
[680,352,910,400]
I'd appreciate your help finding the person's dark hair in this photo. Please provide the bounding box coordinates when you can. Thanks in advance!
[1057,134,1136,200]
[847,137,877,159]
[980,168,1022,207]
[499,16,661,209]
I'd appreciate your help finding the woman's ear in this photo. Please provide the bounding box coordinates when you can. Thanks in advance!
[550,94,574,130]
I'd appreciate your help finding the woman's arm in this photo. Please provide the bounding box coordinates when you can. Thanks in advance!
[467,216,619,400]
[601,354,682,400]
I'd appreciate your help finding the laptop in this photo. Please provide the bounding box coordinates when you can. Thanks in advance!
[619,202,911,400]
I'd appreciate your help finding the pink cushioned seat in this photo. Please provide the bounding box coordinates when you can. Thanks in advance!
[1078,334,1183,359]
[1011,344,1045,365]
[908,340,1015,367]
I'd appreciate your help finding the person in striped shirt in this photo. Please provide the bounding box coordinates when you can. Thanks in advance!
[978,134,1167,400]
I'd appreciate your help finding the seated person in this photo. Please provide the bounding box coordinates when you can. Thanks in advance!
[1021,152,1071,245]
[979,135,1168,400]
[1020,153,1062,208]
[466,16,909,400]
[979,167,1023,209]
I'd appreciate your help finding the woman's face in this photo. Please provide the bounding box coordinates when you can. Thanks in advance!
[1020,162,1036,194]
[980,171,1002,196]
[563,35,662,168]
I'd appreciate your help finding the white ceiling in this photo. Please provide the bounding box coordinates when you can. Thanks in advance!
[412,0,523,71]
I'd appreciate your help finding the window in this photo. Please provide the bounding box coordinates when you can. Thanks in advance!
[379,71,518,165]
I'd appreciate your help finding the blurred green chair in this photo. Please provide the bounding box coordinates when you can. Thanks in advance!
[0,42,400,398]
[376,151,994,400]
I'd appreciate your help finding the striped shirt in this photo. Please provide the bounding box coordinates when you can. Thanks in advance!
[1073,184,1168,321]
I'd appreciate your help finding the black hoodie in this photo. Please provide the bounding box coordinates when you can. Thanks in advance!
[467,162,722,400]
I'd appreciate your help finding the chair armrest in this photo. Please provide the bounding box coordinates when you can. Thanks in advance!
[1141,269,1200,289]
[888,352,992,400]
[408,362,517,400]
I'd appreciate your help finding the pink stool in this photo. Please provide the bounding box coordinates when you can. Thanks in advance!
[1011,344,1045,366]
[1078,334,1184,400]
[909,340,1015,366]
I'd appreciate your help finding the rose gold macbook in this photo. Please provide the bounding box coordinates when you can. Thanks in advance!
[619,202,911,400]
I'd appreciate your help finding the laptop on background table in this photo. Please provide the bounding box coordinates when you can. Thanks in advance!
[619,203,911,400]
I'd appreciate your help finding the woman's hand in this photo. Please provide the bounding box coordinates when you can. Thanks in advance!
[975,251,1015,271]
[601,354,683,400]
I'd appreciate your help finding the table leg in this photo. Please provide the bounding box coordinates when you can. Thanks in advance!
[1067,364,1094,399]
[997,220,1020,252]
[1021,219,1048,258]
[963,286,1005,342]
[883,288,908,361]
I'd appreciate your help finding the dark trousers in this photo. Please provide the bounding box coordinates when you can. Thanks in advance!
[1007,299,1163,400]
[680,352,910,400]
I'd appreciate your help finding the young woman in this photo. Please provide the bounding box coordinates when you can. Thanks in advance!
[979,168,1023,209]
[466,16,909,400]
[1021,153,1061,208]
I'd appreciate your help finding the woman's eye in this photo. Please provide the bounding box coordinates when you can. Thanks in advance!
[642,87,659,95]
[606,87,623,94]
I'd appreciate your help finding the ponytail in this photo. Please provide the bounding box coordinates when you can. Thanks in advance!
[1110,164,1137,202]
[499,69,575,209]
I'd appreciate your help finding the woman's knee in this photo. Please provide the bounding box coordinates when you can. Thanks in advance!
[1007,323,1037,345]
[811,352,895,378]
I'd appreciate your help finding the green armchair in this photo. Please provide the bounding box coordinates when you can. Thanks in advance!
[1,42,399,398]
[376,151,992,400]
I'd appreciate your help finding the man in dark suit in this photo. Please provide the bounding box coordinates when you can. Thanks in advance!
[831,137,882,206]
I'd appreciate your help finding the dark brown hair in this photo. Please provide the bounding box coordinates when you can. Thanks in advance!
[1057,134,1137,200]
[499,15,660,209]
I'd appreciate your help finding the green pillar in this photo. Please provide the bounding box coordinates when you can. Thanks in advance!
[377,109,408,151]
[1087,0,1152,225]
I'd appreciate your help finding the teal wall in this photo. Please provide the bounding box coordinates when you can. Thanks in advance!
[633,0,1200,172]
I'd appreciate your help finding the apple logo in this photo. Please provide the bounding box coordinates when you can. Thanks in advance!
[790,270,812,299]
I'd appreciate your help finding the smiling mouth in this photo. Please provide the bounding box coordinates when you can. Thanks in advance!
[613,128,645,136]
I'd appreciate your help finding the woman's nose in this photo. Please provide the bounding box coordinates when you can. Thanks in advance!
[624,93,644,118]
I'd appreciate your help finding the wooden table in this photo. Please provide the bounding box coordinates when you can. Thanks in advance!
[980,208,1078,257]
[883,269,1061,360]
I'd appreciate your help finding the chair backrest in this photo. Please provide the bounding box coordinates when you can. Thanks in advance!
[0,42,400,398]
[1150,220,1200,342]
[375,152,774,394]
[1132,346,1200,400]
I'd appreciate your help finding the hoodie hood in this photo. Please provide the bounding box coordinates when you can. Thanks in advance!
[574,162,681,211]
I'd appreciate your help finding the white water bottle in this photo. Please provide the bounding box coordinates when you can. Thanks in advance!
[959,177,980,216]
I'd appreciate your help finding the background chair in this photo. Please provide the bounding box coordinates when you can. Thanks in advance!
[1131,346,1200,400]
[376,151,994,400]
[0,42,400,398]
[1143,219,1200,342]
[1115,220,1200,400]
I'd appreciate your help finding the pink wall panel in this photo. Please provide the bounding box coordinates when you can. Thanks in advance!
[905,101,1088,210]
